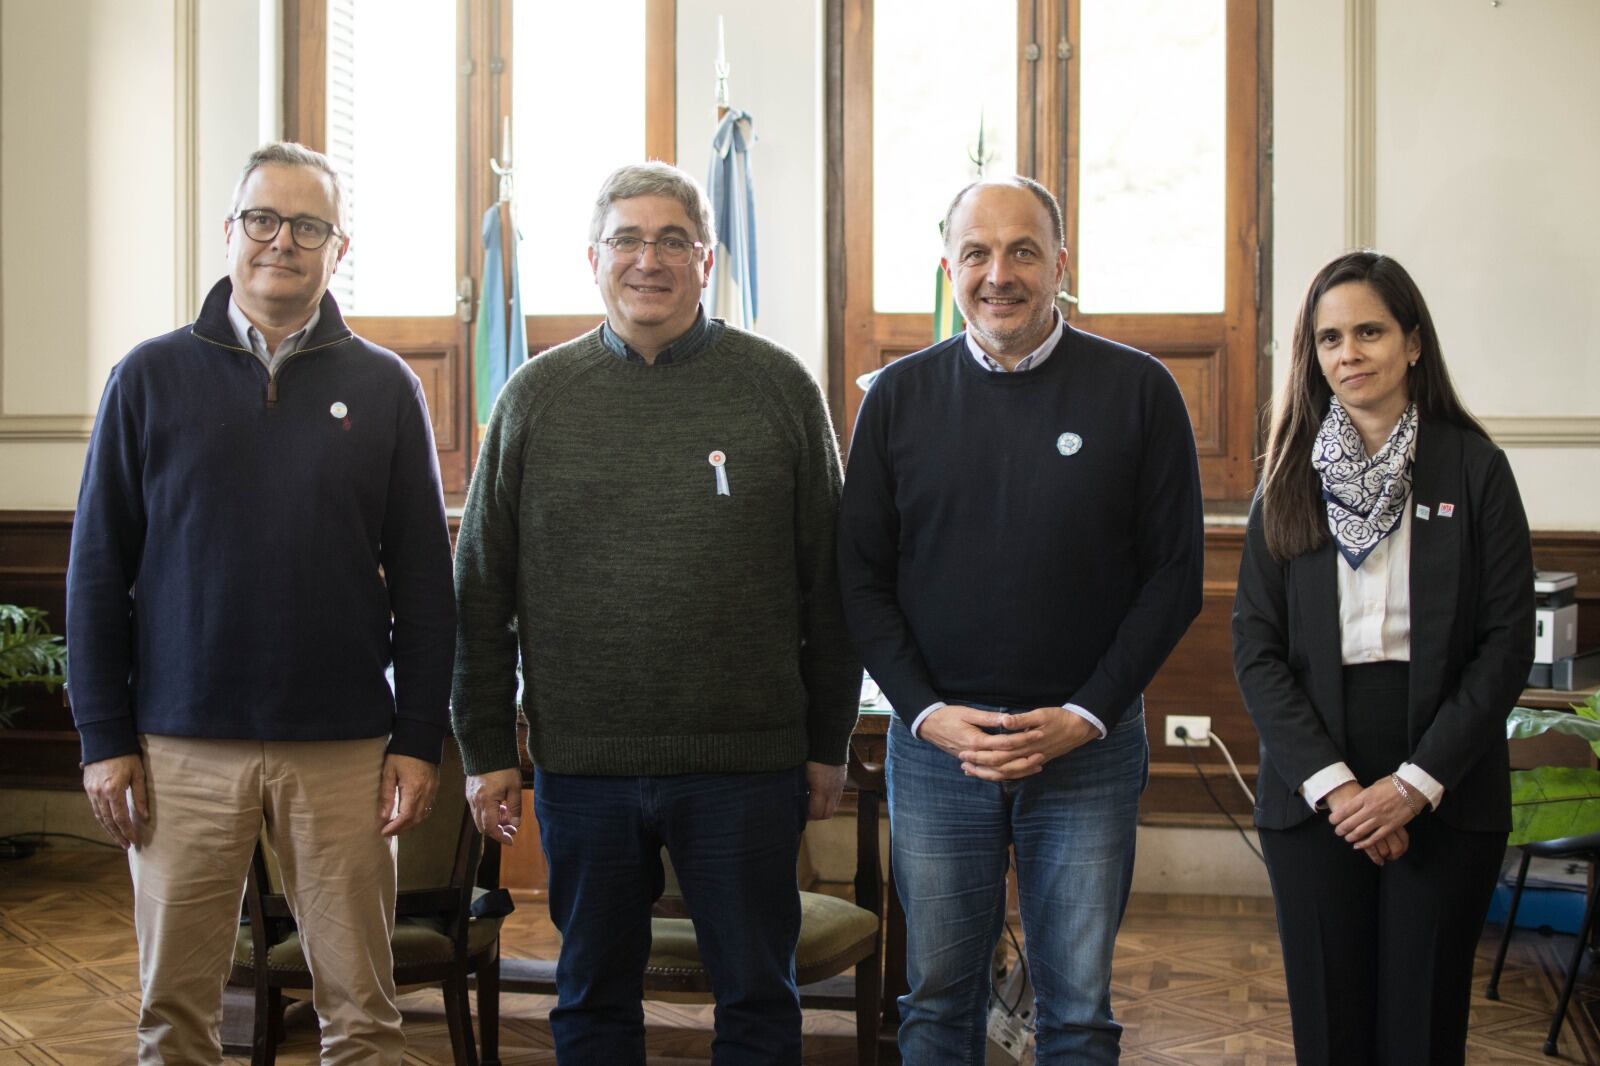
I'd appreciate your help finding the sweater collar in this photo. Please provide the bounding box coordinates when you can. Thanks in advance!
[193,276,352,351]
[599,309,719,366]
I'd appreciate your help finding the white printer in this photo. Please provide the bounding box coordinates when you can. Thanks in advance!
[1528,571,1597,689]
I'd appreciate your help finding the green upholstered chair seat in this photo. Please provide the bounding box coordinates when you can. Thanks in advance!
[493,744,887,1064]
[643,890,880,989]
[233,888,504,973]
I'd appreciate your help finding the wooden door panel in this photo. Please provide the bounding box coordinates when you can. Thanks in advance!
[348,316,468,494]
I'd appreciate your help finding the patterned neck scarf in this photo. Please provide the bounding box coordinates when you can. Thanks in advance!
[1312,398,1418,569]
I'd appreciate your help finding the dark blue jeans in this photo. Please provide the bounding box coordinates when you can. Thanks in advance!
[887,704,1147,1065]
[533,765,808,1065]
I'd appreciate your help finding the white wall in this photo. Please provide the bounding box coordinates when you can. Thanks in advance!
[0,0,277,510]
[0,1,177,505]
[1273,0,1600,528]
[675,1,827,382]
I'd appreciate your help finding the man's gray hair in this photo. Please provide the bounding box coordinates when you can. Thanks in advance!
[229,142,347,229]
[941,176,1064,251]
[589,162,716,247]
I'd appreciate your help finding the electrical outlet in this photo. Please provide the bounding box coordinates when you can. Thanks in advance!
[1164,715,1211,747]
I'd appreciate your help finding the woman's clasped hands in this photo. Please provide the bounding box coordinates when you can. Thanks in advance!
[1324,778,1420,866]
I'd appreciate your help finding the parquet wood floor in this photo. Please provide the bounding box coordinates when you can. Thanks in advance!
[2,845,1597,1064]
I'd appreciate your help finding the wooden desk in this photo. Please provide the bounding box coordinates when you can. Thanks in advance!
[1520,684,1600,712]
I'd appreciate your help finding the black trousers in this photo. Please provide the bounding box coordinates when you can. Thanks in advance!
[1258,663,1505,1066]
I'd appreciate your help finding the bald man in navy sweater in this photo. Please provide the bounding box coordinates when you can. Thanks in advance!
[838,177,1203,1065]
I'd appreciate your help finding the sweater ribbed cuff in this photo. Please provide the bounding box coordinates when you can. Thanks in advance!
[386,717,448,764]
[807,710,860,767]
[76,717,141,766]
[454,724,524,777]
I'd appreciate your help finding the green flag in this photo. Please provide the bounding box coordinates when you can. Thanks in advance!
[933,263,964,342]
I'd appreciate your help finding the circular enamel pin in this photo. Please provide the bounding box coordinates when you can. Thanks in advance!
[708,450,726,467]
[330,402,348,419]
[1056,432,1082,456]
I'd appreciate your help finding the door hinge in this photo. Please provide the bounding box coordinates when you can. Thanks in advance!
[458,275,475,323]
[1025,42,1041,62]
[1059,38,1072,61]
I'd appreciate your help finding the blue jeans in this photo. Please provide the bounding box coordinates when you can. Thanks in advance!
[887,704,1147,1065]
[534,766,809,1065]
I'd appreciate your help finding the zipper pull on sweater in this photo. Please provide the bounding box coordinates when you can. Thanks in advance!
[266,374,278,407]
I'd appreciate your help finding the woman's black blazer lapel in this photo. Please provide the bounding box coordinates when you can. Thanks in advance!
[1407,419,1464,745]
[1290,540,1345,757]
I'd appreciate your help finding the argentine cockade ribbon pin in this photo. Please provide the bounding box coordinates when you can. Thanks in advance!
[708,450,730,496]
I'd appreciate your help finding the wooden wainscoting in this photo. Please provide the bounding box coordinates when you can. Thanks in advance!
[6,510,1599,814]
[1143,527,1600,824]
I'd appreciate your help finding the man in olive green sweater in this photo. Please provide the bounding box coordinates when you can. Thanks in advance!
[451,162,860,1065]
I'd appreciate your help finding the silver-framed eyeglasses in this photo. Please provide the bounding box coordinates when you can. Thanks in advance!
[597,235,705,266]
[229,208,344,251]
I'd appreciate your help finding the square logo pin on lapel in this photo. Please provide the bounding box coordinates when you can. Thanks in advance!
[708,450,730,496]
[1438,502,1456,518]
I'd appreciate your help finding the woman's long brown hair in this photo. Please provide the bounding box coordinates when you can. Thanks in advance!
[1260,251,1488,562]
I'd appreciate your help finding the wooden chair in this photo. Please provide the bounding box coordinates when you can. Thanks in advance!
[493,741,886,1065]
[227,743,506,1066]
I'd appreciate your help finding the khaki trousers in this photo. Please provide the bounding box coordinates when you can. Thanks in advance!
[128,735,402,1065]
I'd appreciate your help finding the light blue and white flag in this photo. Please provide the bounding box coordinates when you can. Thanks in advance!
[705,108,758,329]
[473,201,527,426]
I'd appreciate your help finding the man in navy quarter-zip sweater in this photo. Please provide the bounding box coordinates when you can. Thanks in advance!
[839,178,1204,1065]
[67,142,455,1066]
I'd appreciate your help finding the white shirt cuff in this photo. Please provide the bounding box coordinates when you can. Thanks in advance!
[1062,703,1106,739]
[909,701,945,739]
[1397,762,1444,811]
[1301,762,1356,811]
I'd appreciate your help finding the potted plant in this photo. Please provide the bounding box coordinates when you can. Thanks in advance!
[0,604,66,727]
[0,604,77,787]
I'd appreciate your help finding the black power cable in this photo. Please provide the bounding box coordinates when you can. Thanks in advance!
[1176,726,1265,865]
[0,832,121,861]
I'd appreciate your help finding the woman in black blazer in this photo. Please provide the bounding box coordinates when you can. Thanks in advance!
[1233,251,1535,1065]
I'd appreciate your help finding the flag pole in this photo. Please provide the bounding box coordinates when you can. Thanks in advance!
[715,15,730,121]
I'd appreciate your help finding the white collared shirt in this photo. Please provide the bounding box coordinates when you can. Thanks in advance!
[227,297,321,376]
[963,310,1065,374]
[1300,475,1445,812]
[1338,509,1412,666]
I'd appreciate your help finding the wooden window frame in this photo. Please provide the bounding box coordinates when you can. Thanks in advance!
[827,0,1271,504]
[282,0,677,492]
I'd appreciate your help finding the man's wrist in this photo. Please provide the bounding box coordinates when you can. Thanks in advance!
[909,701,946,739]
[1060,703,1106,739]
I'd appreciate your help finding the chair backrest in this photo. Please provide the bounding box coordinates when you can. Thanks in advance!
[397,743,470,892]
[253,740,476,903]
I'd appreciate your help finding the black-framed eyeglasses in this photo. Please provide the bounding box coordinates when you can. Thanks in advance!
[228,208,344,251]
[597,235,705,267]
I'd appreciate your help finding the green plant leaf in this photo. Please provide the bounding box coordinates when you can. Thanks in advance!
[1506,705,1600,760]
[0,605,67,701]
[1509,766,1600,846]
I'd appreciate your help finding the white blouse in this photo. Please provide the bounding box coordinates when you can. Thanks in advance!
[1300,491,1445,812]
[1337,508,1411,665]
